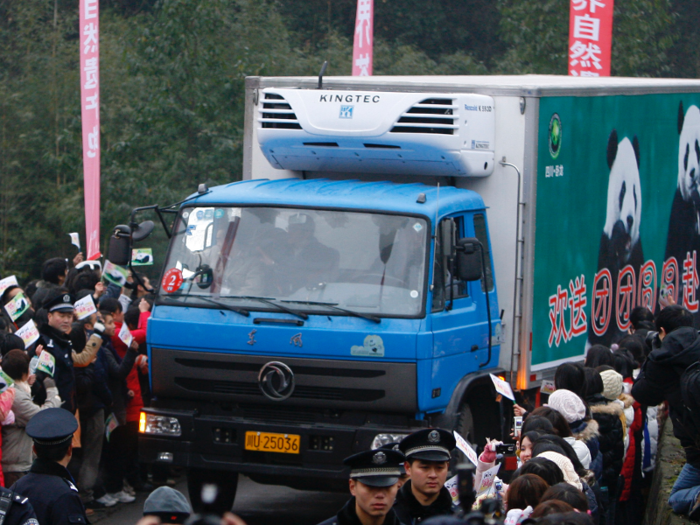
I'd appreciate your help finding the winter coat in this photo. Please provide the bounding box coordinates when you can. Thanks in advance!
[588,394,625,490]
[641,405,659,474]
[316,496,403,525]
[393,480,454,524]
[564,436,592,469]
[75,354,112,418]
[38,324,76,413]
[571,418,603,480]
[99,340,137,426]
[1,382,60,473]
[619,397,643,502]
[616,393,635,456]
[632,326,700,467]
[112,311,149,423]
[0,388,16,487]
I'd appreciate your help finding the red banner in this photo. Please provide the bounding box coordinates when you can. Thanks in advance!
[568,0,614,77]
[352,0,373,76]
[80,0,101,259]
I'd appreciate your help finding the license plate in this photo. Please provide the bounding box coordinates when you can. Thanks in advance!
[244,431,301,454]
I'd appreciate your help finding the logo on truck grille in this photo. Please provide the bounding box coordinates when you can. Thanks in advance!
[258,361,295,401]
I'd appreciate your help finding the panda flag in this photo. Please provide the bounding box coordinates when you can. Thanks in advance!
[352,0,373,76]
[568,0,614,77]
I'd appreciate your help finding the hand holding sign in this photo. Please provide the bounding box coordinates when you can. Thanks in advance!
[118,323,133,348]
[37,351,56,378]
[74,295,97,321]
[4,292,29,322]
[16,320,40,347]
[453,430,479,466]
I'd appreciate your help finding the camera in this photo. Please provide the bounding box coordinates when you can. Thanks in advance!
[495,443,516,455]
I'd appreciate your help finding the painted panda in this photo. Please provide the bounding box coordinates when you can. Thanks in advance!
[664,102,700,311]
[588,130,644,348]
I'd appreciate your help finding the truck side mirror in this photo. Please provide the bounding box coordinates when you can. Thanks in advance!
[455,238,483,282]
[440,219,456,259]
[108,225,132,266]
[132,220,155,242]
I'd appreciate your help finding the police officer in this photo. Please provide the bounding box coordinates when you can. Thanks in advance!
[37,291,76,413]
[393,429,456,524]
[0,487,39,525]
[317,449,405,525]
[11,408,88,525]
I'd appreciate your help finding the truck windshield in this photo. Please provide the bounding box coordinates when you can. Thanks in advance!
[159,206,429,317]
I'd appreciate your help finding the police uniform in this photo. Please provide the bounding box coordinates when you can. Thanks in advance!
[393,429,456,524]
[38,293,76,413]
[11,409,88,525]
[317,449,405,525]
[0,488,38,525]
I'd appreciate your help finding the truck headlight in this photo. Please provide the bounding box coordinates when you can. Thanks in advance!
[371,433,409,450]
[139,412,181,437]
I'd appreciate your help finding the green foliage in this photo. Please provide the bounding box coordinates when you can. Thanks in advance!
[0,0,695,283]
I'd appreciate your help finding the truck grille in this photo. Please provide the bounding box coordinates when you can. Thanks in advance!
[151,348,417,412]
[390,98,458,135]
[259,92,302,130]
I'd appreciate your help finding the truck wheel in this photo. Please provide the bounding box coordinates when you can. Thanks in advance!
[187,468,238,514]
[455,402,474,444]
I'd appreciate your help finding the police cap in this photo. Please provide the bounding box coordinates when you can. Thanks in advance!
[343,449,405,487]
[399,428,455,462]
[44,291,74,313]
[26,408,78,445]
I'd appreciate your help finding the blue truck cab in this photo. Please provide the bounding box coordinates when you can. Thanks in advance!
[139,177,504,502]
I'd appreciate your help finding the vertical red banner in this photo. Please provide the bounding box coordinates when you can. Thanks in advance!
[568,0,614,77]
[352,0,373,76]
[80,0,101,259]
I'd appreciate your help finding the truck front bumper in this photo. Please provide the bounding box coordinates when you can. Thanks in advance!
[139,406,426,488]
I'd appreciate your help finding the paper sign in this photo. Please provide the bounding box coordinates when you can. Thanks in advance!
[37,351,56,378]
[69,232,81,251]
[74,295,97,321]
[105,412,119,442]
[29,356,39,376]
[118,323,133,348]
[4,292,29,322]
[453,430,479,466]
[0,370,14,394]
[131,248,154,266]
[103,260,129,287]
[444,474,460,505]
[540,379,556,395]
[476,463,501,496]
[16,320,40,347]
[0,276,18,296]
[489,373,515,402]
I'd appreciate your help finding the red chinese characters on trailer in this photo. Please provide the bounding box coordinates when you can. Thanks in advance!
[568,0,614,77]
[352,0,373,76]
[80,0,101,259]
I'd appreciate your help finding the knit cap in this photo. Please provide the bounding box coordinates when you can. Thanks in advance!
[600,369,623,400]
[143,487,192,523]
[547,389,586,423]
[537,451,583,491]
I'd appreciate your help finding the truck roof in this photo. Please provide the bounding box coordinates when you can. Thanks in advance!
[190,178,485,219]
[247,74,700,97]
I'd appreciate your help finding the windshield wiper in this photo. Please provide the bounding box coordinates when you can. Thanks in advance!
[159,295,250,317]
[281,300,381,324]
[220,295,308,321]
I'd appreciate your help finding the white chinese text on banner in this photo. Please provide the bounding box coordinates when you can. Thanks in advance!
[352,0,373,76]
[568,0,614,77]
[80,0,101,259]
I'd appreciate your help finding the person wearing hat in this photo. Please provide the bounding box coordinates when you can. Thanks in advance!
[37,290,77,413]
[317,449,405,525]
[11,408,88,525]
[394,429,456,524]
[142,487,192,524]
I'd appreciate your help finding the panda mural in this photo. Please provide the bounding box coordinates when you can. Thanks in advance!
[588,130,644,348]
[664,103,700,317]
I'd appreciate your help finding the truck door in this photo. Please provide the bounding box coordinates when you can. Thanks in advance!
[431,213,496,379]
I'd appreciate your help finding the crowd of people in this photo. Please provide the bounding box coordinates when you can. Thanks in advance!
[0,253,158,524]
[1,252,699,525]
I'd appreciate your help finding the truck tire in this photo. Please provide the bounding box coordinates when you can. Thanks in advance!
[455,402,474,445]
[187,468,238,514]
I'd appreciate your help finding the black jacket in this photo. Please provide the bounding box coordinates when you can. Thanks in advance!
[588,394,625,490]
[99,340,137,425]
[392,480,454,524]
[632,326,700,466]
[317,497,404,525]
[11,458,87,525]
[38,325,75,413]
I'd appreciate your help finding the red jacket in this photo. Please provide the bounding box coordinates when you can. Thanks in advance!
[112,311,150,423]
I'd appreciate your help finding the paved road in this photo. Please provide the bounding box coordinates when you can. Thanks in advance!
[95,474,348,525]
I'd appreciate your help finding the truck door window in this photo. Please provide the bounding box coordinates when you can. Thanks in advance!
[473,213,494,292]
[431,217,468,312]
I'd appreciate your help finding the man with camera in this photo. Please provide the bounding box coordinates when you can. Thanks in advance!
[393,429,456,524]
[317,449,405,525]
